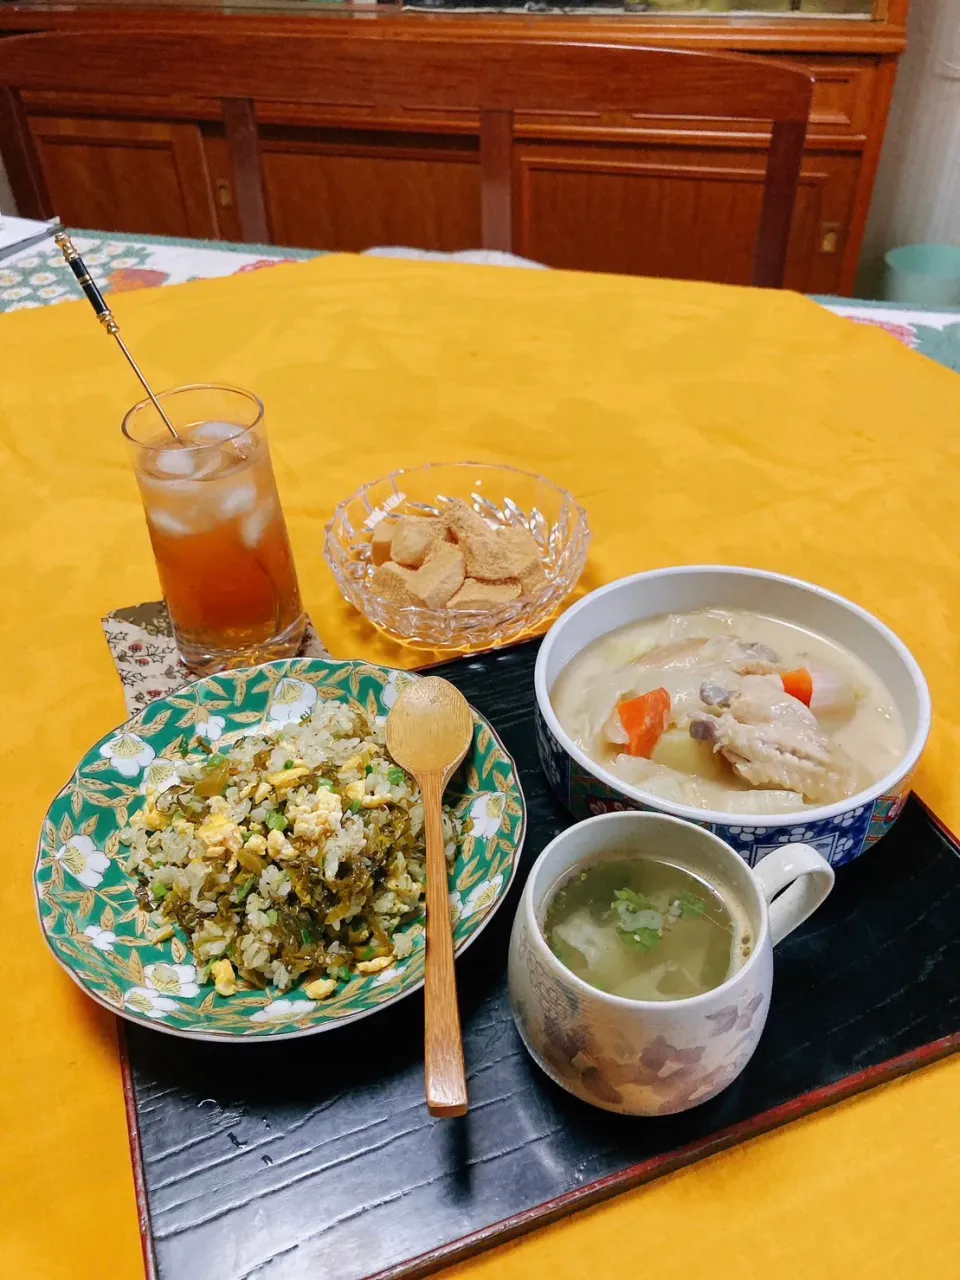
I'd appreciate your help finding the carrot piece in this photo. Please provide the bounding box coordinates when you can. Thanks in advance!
[781,668,814,706]
[617,688,672,758]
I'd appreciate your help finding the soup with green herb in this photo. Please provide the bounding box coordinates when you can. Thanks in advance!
[543,855,750,1001]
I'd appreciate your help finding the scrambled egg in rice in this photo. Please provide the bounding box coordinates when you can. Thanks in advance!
[121,702,461,996]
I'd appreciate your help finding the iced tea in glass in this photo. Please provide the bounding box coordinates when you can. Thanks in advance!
[123,384,305,675]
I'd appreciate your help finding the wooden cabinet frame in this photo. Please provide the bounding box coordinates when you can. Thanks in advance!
[0,3,907,294]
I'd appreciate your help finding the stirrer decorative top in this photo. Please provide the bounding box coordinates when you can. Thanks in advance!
[54,230,181,442]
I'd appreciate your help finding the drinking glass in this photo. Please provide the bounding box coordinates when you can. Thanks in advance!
[123,383,306,675]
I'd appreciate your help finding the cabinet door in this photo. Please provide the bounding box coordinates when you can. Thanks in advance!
[255,126,480,252]
[27,115,218,239]
[516,141,860,294]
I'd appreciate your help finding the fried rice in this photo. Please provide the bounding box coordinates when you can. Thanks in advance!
[120,702,461,999]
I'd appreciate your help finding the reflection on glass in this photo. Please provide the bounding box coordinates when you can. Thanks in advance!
[404,0,874,13]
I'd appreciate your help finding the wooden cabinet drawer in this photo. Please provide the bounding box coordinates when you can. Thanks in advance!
[769,58,878,139]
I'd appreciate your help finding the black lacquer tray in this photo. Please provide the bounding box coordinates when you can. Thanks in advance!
[122,640,960,1280]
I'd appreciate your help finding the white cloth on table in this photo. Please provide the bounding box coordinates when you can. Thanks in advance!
[363,246,547,270]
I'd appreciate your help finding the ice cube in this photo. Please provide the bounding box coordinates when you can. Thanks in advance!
[147,506,195,537]
[241,500,276,548]
[190,420,243,445]
[151,445,203,479]
[213,481,258,521]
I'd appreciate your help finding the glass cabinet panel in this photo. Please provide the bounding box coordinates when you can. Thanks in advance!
[404,0,876,15]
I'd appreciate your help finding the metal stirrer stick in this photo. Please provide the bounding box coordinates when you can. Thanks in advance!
[54,231,181,443]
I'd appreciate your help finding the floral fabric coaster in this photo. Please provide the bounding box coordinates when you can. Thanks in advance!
[101,601,331,717]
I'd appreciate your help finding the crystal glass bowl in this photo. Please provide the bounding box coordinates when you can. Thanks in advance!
[324,462,590,651]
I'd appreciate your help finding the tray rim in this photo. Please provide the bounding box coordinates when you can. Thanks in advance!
[115,646,960,1277]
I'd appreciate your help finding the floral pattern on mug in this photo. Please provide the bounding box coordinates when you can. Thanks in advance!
[706,992,765,1037]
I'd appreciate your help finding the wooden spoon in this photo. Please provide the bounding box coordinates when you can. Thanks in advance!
[386,677,474,1117]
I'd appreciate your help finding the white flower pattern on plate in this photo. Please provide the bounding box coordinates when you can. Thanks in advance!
[460,873,504,920]
[468,792,505,840]
[124,987,181,1019]
[379,671,415,711]
[249,998,317,1022]
[83,925,117,952]
[56,835,110,888]
[99,732,156,777]
[371,966,402,987]
[140,760,181,795]
[266,679,318,728]
[144,963,200,998]
[195,716,226,742]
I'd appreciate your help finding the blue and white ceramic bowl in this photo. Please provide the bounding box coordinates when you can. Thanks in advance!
[534,567,931,869]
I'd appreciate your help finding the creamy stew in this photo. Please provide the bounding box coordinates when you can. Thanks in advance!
[551,609,905,814]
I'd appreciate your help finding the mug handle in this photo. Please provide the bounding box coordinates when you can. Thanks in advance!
[753,843,835,946]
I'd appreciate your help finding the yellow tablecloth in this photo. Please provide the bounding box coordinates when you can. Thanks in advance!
[2,255,959,1280]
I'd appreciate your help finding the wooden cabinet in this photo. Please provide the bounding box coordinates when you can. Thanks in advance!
[515,140,860,292]
[256,127,481,253]
[0,3,907,294]
[26,114,218,238]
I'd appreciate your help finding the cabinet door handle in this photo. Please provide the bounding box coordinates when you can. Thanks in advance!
[820,222,843,254]
[215,179,234,209]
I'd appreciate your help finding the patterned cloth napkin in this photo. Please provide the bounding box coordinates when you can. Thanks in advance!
[101,601,330,716]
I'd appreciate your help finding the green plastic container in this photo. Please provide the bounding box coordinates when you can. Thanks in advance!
[884,244,960,307]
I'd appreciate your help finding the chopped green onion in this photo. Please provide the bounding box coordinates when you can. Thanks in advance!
[677,891,706,918]
[207,752,227,769]
[152,882,168,900]
[349,798,363,814]
[283,759,295,770]
[387,767,406,785]
[316,779,335,791]
[266,909,278,925]
[236,875,257,902]
[625,927,662,953]
[265,811,288,831]
[359,946,375,960]
[365,763,374,775]
[300,927,314,945]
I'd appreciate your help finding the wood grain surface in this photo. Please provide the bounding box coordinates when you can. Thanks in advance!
[0,29,812,285]
[386,678,475,1117]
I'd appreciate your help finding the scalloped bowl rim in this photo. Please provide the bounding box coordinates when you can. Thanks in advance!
[35,657,527,1042]
[534,565,931,829]
[324,460,590,619]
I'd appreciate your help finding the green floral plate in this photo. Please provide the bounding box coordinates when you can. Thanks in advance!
[35,659,526,1040]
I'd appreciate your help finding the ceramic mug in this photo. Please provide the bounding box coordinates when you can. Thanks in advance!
[508,811,835,1115]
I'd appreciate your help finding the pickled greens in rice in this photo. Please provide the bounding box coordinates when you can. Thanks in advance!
[120,702,462,997]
